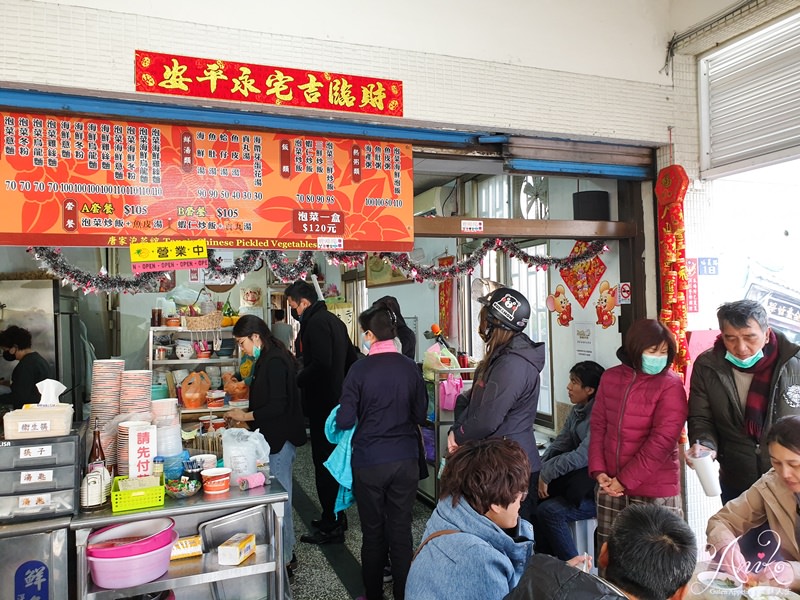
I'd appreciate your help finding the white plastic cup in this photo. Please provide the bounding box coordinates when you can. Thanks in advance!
[694,452,722,497]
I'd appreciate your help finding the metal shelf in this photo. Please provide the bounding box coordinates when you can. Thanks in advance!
[418,367,475,505]
[85,544,276,599]
[73,484,288,600]
[152,358,238,366]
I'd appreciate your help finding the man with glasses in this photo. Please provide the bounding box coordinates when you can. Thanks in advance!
[285,280,353,544]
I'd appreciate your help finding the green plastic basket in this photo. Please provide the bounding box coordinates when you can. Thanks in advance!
[111,475,165,512]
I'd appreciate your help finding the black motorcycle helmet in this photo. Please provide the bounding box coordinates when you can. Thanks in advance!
[478,287,530,333]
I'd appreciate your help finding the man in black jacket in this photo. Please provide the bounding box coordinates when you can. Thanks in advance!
[286,280,352,544]
[506,504,696,600]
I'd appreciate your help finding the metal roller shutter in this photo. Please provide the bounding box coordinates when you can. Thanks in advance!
[699,10,800,178]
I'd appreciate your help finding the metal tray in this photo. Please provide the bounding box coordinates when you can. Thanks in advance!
[198,504,268,551]
[198,505,270,600]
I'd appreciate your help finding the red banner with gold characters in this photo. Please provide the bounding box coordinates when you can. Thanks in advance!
[438,256,455,339]
[655,164,690,380]
[0,110,414,251]
[135,50,403,118]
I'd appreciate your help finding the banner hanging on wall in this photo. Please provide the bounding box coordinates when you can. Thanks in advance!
[0,111,414,251]
[135,50,404,117]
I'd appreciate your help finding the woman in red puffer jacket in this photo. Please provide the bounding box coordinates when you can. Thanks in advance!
[588,319,687,566]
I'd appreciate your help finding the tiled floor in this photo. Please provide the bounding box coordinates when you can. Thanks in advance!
[289,442,434,600]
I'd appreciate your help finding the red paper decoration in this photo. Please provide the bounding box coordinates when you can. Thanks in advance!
[655,165,690,379]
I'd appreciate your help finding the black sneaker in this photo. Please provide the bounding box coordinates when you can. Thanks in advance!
[288,553,298,570]
[311,512,348,532]
[382,565,393,583]
[286,565,295,584]
[300,526,345,545]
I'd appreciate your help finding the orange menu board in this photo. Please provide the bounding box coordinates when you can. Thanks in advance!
[0,111,414,251]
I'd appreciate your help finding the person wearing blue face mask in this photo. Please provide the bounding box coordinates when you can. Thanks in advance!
[688,301,800,521]
[225,314,307,580]
[588,319,688,574]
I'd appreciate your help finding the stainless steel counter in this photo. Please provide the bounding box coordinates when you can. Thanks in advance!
[71,481,288,600]
[0,515,72,600]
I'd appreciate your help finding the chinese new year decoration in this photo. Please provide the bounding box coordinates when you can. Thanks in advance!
[595,281,618,329]
[135,50,403,117]
[559,241,607,308]
[655,164,690,378]
[438,256,456,338]
[546,284,574,327]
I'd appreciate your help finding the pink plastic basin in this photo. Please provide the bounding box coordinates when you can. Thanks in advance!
[87,517,175,559]
[88,529,179,588]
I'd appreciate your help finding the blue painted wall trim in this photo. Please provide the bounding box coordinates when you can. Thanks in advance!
[506,158,652,180]
[0,88,652,179]
[0,87,488,145]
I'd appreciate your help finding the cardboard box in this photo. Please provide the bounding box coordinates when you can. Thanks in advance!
[170,534,203,560]
[217,532,256,565]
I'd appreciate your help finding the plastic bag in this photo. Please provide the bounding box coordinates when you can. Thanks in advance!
[182,371,211,409]
[439,373,463,411]
[223,372,249,400]
[166,284,202,307]
[222,428,270,481]
[422,343,458,381]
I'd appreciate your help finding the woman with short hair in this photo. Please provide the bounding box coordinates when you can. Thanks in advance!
[406,438,534,600]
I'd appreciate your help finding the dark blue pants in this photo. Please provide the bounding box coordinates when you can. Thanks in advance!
[352,458,418,600]
[535,496,596,560]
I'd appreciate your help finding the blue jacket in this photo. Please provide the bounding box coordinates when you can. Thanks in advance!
[406,496,534,600]
[324,405,355,513]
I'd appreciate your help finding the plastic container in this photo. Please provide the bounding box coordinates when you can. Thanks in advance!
[192,454,218,470]
[162,453,186,480]
[0,434,78,469]
[206,390,225,408]
[88,529,179,588]
[110,475,165,512]
[3,405,74,439]
[201,467,232,494]
[0,487,77,523]
[87,517,175,559]
[0,463,79,493]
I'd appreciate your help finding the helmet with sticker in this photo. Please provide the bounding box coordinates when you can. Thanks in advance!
[478,287,530,333]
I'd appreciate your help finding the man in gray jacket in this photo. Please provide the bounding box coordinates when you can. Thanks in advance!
[688,299,800,502]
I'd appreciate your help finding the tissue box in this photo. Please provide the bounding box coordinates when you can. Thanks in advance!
[217,532,256,565]
[3,405,74,439]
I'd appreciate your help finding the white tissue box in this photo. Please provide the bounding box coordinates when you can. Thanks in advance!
[3,405,74,439]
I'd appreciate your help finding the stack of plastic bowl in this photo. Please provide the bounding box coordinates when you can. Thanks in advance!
[156,422,184,479]
[206,366,222,389]
[151,398,179,427]
[86,518,178,588]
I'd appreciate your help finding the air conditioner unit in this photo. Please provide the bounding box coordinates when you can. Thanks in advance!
[414,186,449,217]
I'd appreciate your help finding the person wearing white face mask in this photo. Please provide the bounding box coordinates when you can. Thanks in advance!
[588,319,688,575]
[688,300,800,564]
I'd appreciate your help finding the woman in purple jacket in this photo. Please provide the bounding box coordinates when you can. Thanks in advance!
[588,319,688,566]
